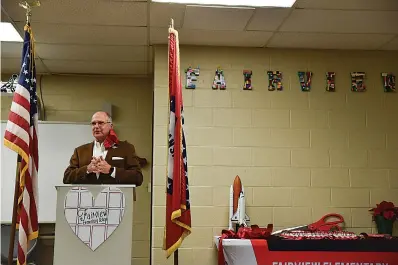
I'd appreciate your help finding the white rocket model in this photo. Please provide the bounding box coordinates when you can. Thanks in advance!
[229,175,250,231]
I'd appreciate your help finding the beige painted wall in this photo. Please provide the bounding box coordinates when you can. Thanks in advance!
[1,74,153,265]
[152,46,398,265]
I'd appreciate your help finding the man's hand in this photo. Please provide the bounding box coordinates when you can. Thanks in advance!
[95,157,112,174]
[87,157,99,173]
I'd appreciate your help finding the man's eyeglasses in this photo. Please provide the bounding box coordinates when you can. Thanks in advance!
[91,121,111,127]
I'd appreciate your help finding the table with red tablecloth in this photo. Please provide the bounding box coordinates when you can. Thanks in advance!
[214,235,398,265]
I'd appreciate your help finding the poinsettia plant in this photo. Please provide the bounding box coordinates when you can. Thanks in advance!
[369,201,398,221]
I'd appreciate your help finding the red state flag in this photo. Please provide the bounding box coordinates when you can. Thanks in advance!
[163,24,192,258]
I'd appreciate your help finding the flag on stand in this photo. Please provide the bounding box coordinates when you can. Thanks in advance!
[163,24,192,258]
[3,23,39,265]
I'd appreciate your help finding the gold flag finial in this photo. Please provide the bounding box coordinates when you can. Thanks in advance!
[18,0,41,23]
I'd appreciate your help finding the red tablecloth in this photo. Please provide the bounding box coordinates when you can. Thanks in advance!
[214,237,398,265]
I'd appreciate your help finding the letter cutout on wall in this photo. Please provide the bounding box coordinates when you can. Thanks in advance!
[382,72,396,92]
[351,72,366,92]
[326,72,336,92]
[212,67,226,90]
[298,71,312,91]
[267,71,283,91]
[243,70,253,90]
[64,187,125,251]
[185,66,200,89]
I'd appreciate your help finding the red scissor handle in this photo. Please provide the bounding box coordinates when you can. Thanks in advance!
[308,213,345,231]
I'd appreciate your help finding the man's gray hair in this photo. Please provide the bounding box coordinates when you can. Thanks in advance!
[93,111,113,124]
[105,112,113,124]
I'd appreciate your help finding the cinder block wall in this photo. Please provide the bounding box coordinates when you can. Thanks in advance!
[1,75,153,265]
[152,46,398,265]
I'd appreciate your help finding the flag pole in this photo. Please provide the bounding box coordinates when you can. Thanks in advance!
[170,16,178,265]
[8,155,22,265]
[7,2,40,265]
[170,18,174,29]
[7,3,31,263]
[174,250,178,265]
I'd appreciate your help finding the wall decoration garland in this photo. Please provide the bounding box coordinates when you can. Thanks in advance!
[351,72,366,92]
[381,72,396,92]
[181,65,396,93]
[185,66,200,89]
[298,71,312,91]
[326,72,336,92]
[212,67,226,90]
[267,71,283,91]
[243,70,253,90]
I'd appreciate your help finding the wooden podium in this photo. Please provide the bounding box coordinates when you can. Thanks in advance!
[53,184,136,265]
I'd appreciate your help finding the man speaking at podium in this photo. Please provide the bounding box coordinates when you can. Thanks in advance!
[63,111,143,185]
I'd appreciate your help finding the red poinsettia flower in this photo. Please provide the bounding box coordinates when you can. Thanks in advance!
[377,201,395,211]
[383,210,396,220]
[369,201,398,220]
[372,208,382,216]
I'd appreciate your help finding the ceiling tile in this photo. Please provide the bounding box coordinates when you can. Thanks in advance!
[1,10,12,23]
[2,0,396,75]
[279,9,398,34]
[183,5,254,31]
[150,3,186,28]
[1,58,48,74]
[35,44,147,61]
[3,0,147,26]
[246,7,292,31]
[295,0,398,11]
[150,27,273,47]
[15,23,147,46]
[380,36,398,50]
[43,60,148,75]
[267,32,395,50]
[150,27,174,44]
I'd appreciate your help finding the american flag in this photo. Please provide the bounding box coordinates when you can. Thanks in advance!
[163,25,191,258]
[3,23,39,265]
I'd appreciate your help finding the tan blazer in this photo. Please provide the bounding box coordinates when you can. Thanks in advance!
[63,140,143,185]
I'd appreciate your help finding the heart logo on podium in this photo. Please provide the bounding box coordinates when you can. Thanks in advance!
[64,187,125,251]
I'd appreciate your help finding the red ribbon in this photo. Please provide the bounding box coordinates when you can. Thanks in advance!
[218,224,273,265]
[104,128,119,149]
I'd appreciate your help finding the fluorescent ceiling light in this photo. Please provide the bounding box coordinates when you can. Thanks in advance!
[152,0,296,7]
[0,22,23,42]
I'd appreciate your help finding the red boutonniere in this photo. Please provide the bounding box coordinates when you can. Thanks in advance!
[104,129,119,150]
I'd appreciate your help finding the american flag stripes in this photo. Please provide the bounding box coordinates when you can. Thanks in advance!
[163,25,192,258]
[3,23,39,265]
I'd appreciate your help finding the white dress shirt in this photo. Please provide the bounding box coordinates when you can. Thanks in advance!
[92,141,116,179]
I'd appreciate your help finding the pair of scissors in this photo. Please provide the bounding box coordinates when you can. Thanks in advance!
[307,213,345,231]
[272,213,345,235]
